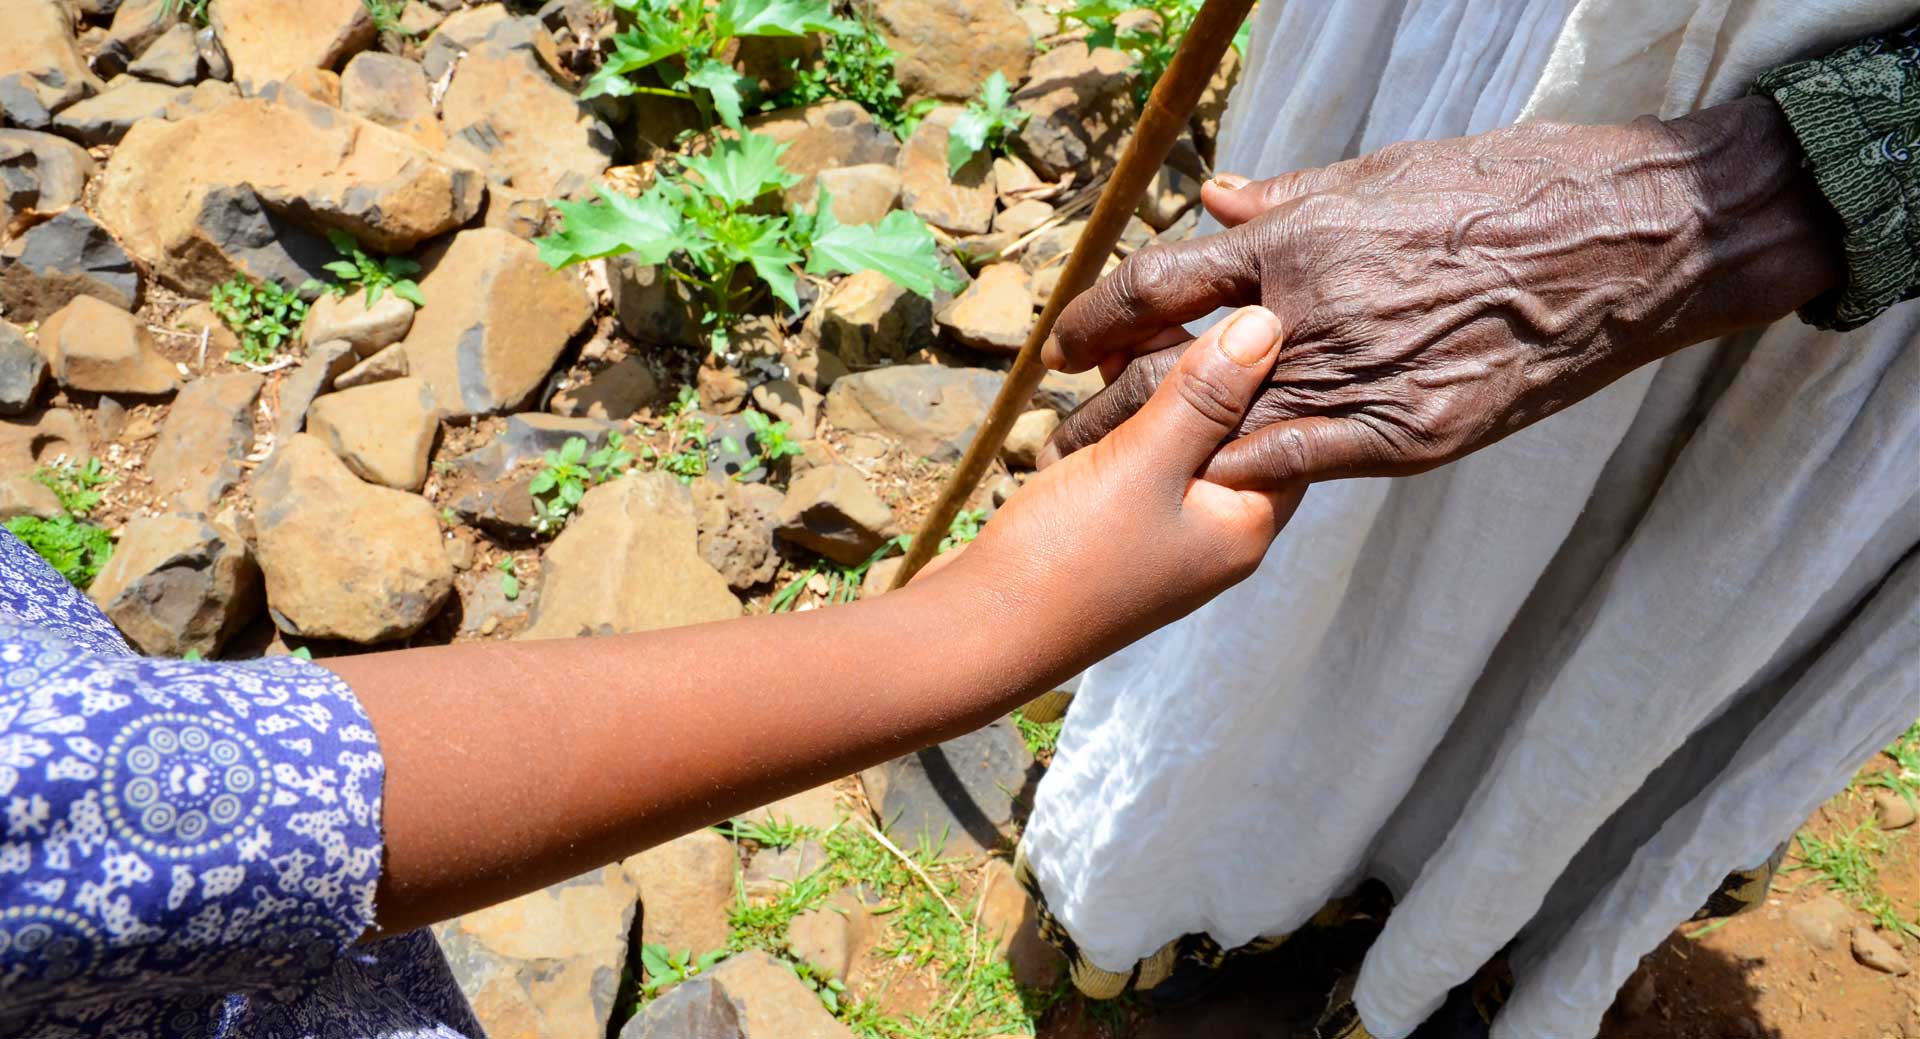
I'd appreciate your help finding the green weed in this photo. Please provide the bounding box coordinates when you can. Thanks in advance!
[641,388,712,481]
[938,508,986,553]
[318,229,425,309]
[1862,720,1920,812]
[947,72,1028,175]
[768,535,906,611]
[1013,708,1063,758]
[1786,821,1917,938]
[496,556,520,600]
[32,457,112,518]
[538,130,959,352]
[638,944,729,1000]
[587,0,851,129]
[160,0,211,25]
[4,515,113,589]
[772,13,933,137]
[1060,0,1206,107]
[363,0,410,36]
[209,273,310,366]
[741,408,804,473]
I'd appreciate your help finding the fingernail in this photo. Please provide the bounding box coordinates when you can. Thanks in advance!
[1040,334,1062,369]
[1218,307,1280,366]
[1210,173,1250,191]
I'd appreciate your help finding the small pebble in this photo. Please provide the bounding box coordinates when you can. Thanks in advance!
[1870,787,1915,830]
[1851,925,1912,976]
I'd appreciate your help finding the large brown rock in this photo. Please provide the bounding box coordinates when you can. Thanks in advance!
[897,107,996,235]
[249,435,453,643]
[303,290,415,356]
[147,371,263,511]
[868,0,1031,102]
[49,77,197,146]
[209,0,375,94]
[339,52,446,151]
[521,473,740,640]
[1011,42,1135,181]
[746,101,898,203]
[404,228,593,417]
[434,863,643,1039]
[774,464,896,566]
[551,357,660,421]
[800,163,902,227]
[704,951,859,1039]
[89,514,261,658]
[935,261,1032,354]
[93,94,485,293]
[34,295,179,397]
[128,23,205,86]
[627,829,737,960]
[804,269,933,369]
[0,0,98,130]
[305,377,440,491]
[441,17,614,197]
[824,365,1005,462]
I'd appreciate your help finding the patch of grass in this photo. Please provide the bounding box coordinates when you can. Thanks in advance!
[709,820,1043,1038]
[768,536,907,612]
[161,0,211,25]
[1862,719,1920,811]
[714,816,809,849]
[938,508,986,554]
[363,0,410,36]
[209,273,309,367]
[1786,820,1916,938]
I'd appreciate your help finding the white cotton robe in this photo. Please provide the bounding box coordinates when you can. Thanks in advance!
[1021,2,1920,1037]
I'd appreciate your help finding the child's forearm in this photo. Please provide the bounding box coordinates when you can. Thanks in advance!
[326,563,1058,936]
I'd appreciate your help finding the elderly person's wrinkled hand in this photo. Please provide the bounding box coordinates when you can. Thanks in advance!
[1039,95,1844,486]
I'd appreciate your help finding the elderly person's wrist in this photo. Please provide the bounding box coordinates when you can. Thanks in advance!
[1649,95,1846,343]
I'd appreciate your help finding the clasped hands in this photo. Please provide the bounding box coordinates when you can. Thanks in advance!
[1034,95,1841,488]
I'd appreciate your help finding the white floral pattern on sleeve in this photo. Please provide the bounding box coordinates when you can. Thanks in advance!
[1,531,482,1038]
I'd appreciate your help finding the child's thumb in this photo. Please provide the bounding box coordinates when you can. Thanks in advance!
[1108,306,1283,479]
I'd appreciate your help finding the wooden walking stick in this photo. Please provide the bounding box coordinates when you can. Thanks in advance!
[890,0,1257,589]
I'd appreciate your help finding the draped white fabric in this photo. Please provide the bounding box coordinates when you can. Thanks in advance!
[1021,2,1920,1036]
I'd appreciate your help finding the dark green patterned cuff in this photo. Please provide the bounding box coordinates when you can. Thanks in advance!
[1753,20,1920,331]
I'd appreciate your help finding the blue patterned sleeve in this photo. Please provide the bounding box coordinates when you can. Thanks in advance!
[0,532,387,1025]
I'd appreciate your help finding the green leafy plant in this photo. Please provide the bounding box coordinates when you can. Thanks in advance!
[290,646,314,661]
[539,131,959,352]
[319,229,425,308]
[587,431,638,482]
[4,515,113,589]
[528,437,596,532]
[33,457,112,518]
[947,71,1028,175]
[939,507,987,553]
[771,13,932,137]
[741,408,803,473]
[497,557,521,601]
[638,944,729,1001]
[1060,0,1208,106]
[1013,706,1064,757]
[587,0,850,129]
[209,273,310,366]
[713,816,807,848]
[641,388,713,481]
[7,456,116,589]
[362,0,410,36]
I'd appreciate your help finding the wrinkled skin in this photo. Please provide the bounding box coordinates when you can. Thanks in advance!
[1040,95,1845,486]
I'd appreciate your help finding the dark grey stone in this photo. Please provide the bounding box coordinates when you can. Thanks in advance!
[0,322,48,416]
[0,207,141,321]
[860,719,1038,857]
[619,977,745,1039]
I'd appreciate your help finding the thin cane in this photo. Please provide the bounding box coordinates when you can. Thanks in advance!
[890,0,1258,589]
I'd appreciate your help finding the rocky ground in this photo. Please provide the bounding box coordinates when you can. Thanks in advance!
[2,0,1914,1036]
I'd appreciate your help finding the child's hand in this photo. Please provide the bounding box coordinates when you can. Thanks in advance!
[938,306,1304,669]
